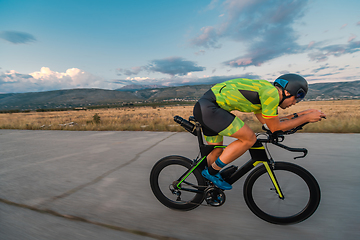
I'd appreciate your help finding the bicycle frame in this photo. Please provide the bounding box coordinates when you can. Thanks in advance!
[176,121,285,199]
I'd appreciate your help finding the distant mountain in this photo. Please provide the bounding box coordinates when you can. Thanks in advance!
[306,81,360,100]
[0,89,142,110]
[116,84,165,91]
[135,84,213,101]
[0,81,359,111]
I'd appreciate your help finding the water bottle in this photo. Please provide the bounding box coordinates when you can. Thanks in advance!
[174,116,196,135]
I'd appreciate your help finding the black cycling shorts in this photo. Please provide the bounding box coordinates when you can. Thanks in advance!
[193,90,244,143]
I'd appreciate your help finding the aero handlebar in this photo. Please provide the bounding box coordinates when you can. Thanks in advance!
[261,122,310,159]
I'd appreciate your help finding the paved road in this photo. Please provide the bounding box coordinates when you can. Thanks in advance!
[0,130,359,240]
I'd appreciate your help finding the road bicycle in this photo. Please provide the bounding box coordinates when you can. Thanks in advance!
[150,116,321,225]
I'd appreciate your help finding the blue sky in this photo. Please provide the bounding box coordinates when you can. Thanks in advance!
[1,0,360,93]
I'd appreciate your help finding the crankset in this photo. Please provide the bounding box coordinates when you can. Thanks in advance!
[205,187,226,207]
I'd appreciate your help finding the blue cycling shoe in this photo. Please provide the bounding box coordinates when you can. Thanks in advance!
[202,168,232,190]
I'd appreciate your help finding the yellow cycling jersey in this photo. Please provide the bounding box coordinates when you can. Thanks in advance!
[211,78,279,119]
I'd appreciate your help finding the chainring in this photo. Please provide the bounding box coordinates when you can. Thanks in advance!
[205,187,226,207]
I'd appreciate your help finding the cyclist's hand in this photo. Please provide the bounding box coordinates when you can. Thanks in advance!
[306,110,326,123]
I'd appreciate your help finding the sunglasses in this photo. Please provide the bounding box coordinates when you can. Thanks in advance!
[295,88,306,103]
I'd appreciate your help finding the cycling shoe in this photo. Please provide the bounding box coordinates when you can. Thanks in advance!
[202,168,232,190]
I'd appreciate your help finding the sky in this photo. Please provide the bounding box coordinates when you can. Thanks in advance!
[1,0,360,93]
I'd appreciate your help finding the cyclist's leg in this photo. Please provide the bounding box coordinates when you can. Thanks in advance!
[213,123,256,168]
[206,117,256,171]
[203,135,223,166]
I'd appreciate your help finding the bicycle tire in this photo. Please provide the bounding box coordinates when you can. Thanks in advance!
[150,155,206,211]
[243,162,321,224]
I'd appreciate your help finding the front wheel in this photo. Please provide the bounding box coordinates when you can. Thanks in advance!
[150,155,206,211]
[243,162,321,224]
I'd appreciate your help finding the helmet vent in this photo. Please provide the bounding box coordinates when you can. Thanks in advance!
[275,78,288,89]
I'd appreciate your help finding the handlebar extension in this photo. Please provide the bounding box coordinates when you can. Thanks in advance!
[262,126,309,159]
[272,142,308,159]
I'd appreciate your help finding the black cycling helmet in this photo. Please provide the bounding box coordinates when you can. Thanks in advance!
[274,73,308,104]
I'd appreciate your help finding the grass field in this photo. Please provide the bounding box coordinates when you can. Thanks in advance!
[0,100,359,133]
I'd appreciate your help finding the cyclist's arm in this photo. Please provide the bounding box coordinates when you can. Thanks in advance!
[255,110,326,132]
[279,109,321,122]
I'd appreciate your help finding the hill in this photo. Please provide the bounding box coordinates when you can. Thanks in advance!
[0,89,142,110]
[306,81,360,100]
[0,81,359,111]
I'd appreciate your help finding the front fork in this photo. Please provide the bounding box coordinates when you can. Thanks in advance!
[254,160,284,199]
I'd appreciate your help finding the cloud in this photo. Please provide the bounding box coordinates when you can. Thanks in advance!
[0,67,108,93]
[191,26,222,48]
[348,34,357,42]
[194,50,206,55]
[340,24,348,29]
[357,21,360,26]
[116,66,144,76]
[300,62,360,84]
[308,52,328,63]
[118,57,206,77]
[0,31,36,44]
[311,63,335,73]
[279,70,290,75]
[224,27,305,67]
[204,0,220,11]
[147,57,205,76]
[308,41,360,62]
[191,0,309,67]
[0,70,33,84]
[307,41,315,49]
[318,72,339,77]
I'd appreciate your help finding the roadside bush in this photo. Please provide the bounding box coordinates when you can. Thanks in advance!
[93,113,101,124]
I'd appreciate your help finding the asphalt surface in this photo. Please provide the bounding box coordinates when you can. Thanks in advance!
[0,130,359,240]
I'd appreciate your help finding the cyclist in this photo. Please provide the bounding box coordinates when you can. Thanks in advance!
[193,73,326,190]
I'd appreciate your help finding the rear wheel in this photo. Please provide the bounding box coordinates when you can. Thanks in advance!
[150,155,206,211]
[243,162,321,224]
